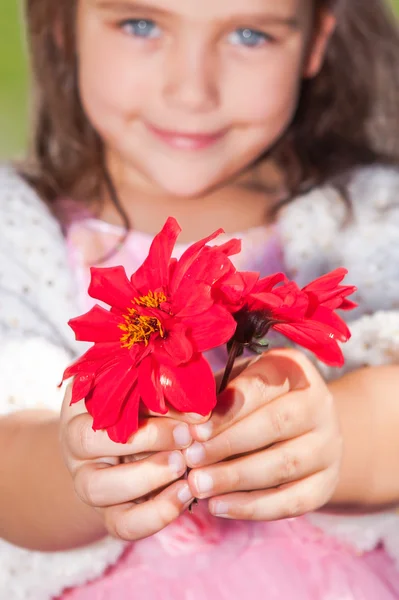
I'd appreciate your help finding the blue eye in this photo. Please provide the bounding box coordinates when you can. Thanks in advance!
[121,19,161,39]
[229,28,271,48]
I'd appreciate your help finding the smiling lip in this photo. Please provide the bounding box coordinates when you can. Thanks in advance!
[145,122,227,150]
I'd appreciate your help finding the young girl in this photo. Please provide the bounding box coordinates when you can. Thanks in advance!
[1,0,399,598]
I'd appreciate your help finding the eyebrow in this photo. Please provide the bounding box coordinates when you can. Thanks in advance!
[93,1,300,29]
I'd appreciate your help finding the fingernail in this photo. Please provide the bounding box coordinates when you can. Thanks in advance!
[195,471,214,494]
[177,483,193,504]
[173,423,192,447]
[194,421,213,442]
[168,451,185,475]
[186,441,206,466]
[210,500,230,517]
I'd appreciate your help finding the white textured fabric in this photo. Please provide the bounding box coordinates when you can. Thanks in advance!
[279,166,399,566]
[0,536,126,600]
[0,165,127,598]
[1,163,399,595]
[0,338,70,414]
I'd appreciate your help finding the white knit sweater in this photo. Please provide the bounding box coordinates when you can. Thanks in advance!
[1,163,399,598]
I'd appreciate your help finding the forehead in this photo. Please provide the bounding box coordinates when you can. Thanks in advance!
[87,0,307,22]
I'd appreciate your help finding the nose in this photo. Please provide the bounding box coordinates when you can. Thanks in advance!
[161,37,219,114]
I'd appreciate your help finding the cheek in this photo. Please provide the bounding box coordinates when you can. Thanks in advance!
[77,30,148,129]
[226,52,304,128]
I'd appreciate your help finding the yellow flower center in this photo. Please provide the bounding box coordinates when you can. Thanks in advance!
[119,291,167,349]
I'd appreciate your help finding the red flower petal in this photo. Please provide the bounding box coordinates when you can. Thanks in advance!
[85,357,138,430]
[182,305,237,353]
[88,266,138,310]
[138,355,168,414]
[339,299,358,311]
[308,305,351,341]
[106,384,141,444]
[274,322,345,367]
[214,271,259,311]
[170,228,224,294]
[69,305,123,343]
[159,322,194,364]
[71,373,95,402]
[171,281,214,318]
[302,268,357,309]
[62,342,124,383]
[131,217,181,291]
[252,272,287,293]
[303,267,348,290]
[159,355,216,414]
[213,238,242,258]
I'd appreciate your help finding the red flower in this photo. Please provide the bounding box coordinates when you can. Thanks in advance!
[62,217,239,443]
[221,268,357,367]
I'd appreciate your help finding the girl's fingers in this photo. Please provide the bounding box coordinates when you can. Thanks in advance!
[213,357,254,391]
[74,451,187,507]
[65,412,193,463]
[141,406,211,424]
[188,432,335,499]
[207,468,339,521]
[184,389,319,468]
[190,350,318,443]
[102,481,194,541]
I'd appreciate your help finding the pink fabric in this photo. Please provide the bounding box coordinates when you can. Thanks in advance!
[61,516,399,600]
[58,210,399,599]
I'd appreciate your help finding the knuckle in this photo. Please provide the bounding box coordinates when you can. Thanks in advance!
[143,421,159,450]
[76,468,101,506]
[75,419,92,458]
[250,374,271,403]
[157,497,180,526]
[228,467,241,490]
[279,450,301,483]
[220,433,234,460]
[270,407,292,438]
[111,513,136,542]
[240,501,256,520]
[134,463,152,493]
[286,492,307,518]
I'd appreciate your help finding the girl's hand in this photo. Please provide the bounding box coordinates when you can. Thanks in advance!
[60,386,198,541]
[184,349,343,521]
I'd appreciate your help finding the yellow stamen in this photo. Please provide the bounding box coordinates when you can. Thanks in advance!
[134,290,167,308]
[118,290,167,349]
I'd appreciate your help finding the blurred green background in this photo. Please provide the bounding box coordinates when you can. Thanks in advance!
[1,1,398,159]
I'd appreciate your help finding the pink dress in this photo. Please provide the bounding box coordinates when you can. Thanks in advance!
[58,213,399,600]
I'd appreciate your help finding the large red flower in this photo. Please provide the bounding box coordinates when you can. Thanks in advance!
[217,268,357,367]
[62,217,239,443]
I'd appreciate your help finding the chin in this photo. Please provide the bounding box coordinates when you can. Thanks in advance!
[149,170,225,199]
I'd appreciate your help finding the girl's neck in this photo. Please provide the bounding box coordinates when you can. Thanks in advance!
[97,163,283,243]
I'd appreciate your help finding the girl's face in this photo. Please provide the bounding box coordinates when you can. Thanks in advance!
[76,0,334,197]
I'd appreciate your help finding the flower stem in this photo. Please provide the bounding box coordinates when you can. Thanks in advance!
[218,340,243,394]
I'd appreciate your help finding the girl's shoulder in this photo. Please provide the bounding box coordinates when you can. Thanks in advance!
[0,162,76,348]
[345,164,399,219]
[0,163,63,243]
[279,164,399,286]
[282,164,399,222]
[280,163,399,241]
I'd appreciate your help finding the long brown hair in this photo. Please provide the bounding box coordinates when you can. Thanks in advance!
[22,0,399,206]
